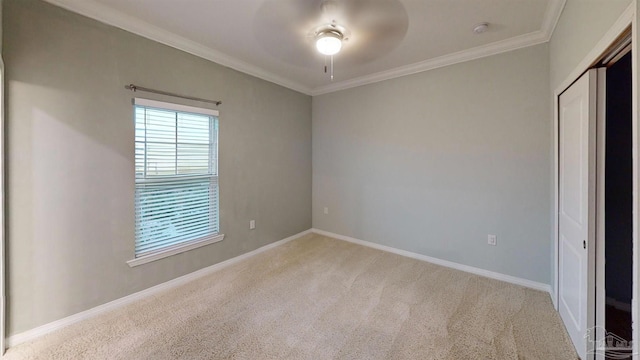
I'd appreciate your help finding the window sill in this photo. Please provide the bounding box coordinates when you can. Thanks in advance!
[127,233,225,267]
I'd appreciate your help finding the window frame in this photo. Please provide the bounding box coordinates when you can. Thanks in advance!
[128,98,223,267]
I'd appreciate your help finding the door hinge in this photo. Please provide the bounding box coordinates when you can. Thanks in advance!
[583,240,586,249]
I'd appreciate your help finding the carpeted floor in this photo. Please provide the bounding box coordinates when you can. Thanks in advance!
[5,233,577,359]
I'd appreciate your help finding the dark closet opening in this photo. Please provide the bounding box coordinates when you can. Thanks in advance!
[604,50,633,345]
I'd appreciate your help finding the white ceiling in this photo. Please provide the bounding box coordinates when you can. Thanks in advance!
[45,0,565,95]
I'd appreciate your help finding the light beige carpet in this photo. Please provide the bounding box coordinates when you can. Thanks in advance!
[5,234,577,359]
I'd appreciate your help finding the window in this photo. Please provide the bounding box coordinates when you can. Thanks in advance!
[129,98,222,266]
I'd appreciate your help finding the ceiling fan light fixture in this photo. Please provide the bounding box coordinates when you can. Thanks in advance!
[316,30,343,56]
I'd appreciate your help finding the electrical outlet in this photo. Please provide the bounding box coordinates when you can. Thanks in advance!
[323,207,329,215]
[249,220,256,230]
[488,234,497,246]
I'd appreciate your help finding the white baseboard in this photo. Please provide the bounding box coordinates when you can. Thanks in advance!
[5,229,312,348]
[6,228,551,348]
[606,296,632,312]
[311,228,552,294]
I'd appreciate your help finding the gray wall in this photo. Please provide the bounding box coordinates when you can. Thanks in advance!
[548,0,631,289]
[313,44,551,284]
[3,0,311,336]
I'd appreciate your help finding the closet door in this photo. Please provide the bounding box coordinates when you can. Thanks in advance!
[558,69,597,359]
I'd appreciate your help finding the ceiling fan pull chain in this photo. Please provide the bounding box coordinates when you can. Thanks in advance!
[324,56,328,74]
[331,55,334,81]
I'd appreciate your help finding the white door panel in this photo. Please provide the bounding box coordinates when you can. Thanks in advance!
[560,234,583,328]
[558,69,597,360]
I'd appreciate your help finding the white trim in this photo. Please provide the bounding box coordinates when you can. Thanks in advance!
[43,0,565,96]
[134,98,219,116]
[0,48,5,356]
[553,2,635,97]
[311,229,552,294]
[606,297,632,313]
[632,2,639,358]
[553,0,636,312]
[310,31,549,95]
[6,229,312,347]
[310,0,566,96]
[312,0,566,95]
[42,0,312,95]
[595,67,607,339]
[541,0,567,43]
[553,88,559,310]
[127,233,225,267]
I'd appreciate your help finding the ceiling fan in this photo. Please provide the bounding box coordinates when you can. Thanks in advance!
[253,0,409,81]
[307,1,351,80]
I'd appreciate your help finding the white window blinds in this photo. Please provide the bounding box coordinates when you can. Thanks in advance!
[134,98,219,257]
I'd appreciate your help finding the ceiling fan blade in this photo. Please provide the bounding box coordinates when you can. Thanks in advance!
[252,0,327,66]
[340,0,409,65]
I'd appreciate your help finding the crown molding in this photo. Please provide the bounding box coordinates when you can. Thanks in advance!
[43,0,313,95]
[310,30,549,95]
[541,0,567,42]
[44,0,565,97]
[311,0,566,96]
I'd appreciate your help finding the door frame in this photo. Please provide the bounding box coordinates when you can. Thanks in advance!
[553,2,637,358]
[0,44,5,357]
[0,48,4,358]
[0,39,4,358]
[552,0,640,359]
[595,67,606,360]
